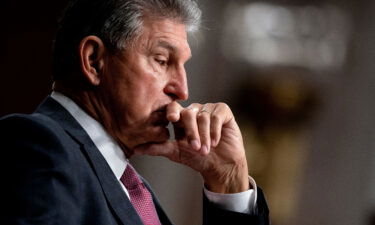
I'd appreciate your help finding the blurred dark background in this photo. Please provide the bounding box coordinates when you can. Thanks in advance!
[0,1,67,115]
[1,0,375,225]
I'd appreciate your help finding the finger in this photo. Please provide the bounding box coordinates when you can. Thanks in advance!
[180,103,201,151]
[210,105,224,147]
[197,110,211,155]
[186,103,200,113]
[210,103,233,147]
[166,101,183,122]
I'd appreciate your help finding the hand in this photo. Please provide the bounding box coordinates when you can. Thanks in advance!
[134,102,249,194]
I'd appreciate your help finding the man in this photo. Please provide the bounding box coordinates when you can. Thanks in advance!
[0,0,269,224]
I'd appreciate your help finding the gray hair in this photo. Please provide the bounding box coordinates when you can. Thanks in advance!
[102,0,202,50]
[52,0,201,81]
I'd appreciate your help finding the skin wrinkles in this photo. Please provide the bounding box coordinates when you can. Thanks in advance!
[55,16,250,193]
[118,21,250,193]
[97,18,191,152]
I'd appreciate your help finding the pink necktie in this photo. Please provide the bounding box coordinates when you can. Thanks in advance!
[120,164,161,225]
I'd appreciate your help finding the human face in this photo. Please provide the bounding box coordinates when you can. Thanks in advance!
[100,18,191,151]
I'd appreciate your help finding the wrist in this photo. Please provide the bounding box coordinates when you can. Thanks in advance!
[203,161,249,194]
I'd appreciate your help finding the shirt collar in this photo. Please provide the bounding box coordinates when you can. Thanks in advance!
[50,91,127,180]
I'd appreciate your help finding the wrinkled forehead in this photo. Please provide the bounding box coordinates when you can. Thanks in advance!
[134,18,192,59]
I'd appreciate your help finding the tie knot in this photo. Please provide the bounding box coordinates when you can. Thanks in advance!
[120,164,143,190]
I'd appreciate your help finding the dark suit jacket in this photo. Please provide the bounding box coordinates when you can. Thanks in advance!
[0,97,269,225]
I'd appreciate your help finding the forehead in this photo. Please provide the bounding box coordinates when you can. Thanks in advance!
[137,18,192,58]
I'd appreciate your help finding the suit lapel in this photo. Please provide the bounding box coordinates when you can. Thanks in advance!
[35,96,144,225]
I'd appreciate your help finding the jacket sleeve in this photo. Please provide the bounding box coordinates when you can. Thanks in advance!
[0,115,81,225]
[203,187,270,225]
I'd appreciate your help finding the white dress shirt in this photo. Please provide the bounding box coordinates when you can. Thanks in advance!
[51,91,257,214]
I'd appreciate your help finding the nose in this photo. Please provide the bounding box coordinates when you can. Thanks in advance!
[164,65,189,101]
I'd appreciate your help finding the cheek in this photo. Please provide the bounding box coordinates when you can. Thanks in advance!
[131,82,163,115]
[133,62,166,103]
[121,77,160,117]
[107,56,166,117]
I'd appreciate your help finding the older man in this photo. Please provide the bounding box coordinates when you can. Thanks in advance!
[0,0,269,224]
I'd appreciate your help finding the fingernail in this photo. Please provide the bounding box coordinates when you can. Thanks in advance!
[201,145,209,154]
[211,139,217,147]
[190,139,200,150]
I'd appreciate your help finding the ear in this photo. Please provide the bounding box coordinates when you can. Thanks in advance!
[78,35,106,86]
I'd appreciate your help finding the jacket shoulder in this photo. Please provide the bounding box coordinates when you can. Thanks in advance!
[0,113,85,224]
[0,112,82,165]
[1,112,62,131]
[1,113,73,143]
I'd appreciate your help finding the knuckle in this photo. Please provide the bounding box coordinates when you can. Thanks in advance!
[202,103,211,108]
[210,114,220,122]
[188,103,201,110]
[218,102,230,110]
[200,130,209,139]
[184,105,199,114]
[197,111,209,120]
[167,101,180,112]
[181,108,194,117]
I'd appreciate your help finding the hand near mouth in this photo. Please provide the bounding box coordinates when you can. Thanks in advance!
[133,101,250,194]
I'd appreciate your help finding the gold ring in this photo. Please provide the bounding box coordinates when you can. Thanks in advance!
[199,105,209,114]
[186,106,199,113]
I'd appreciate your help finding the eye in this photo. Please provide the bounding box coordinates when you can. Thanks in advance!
[155,58,167,66]
[154,55,168,67]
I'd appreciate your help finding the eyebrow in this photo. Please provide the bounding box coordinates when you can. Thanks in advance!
[157,40,177,52]
[156,40,192,59]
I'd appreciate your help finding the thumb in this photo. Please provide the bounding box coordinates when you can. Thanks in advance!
[133,141,178,160]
